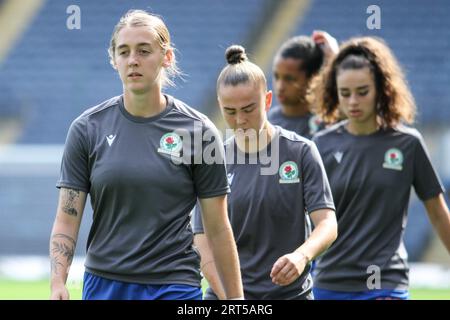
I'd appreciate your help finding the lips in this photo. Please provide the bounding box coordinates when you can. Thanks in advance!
[128,72,142,77]
[348,109,362,117]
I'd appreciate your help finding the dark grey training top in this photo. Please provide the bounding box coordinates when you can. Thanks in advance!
[312,121,445,291]
[192,126,335,299]
[57,94,229,286]
[267,105,323,238]
[267,105,322,139]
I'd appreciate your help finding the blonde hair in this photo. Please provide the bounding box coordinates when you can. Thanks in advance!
[217,45,267,92]
[108,9,180,88]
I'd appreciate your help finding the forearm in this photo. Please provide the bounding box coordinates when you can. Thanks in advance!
[426,195,450,254]
[194,234,226,299]
[297,211,337,261]
[50,188,85,287]
[49,216,79,286]
[201,257,227,300]
[432,217,450,254]
[206,226,243,299]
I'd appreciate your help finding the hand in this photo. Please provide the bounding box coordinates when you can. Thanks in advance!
[50,283,70,300]
[311,30,339,61]
[270,252,309,286]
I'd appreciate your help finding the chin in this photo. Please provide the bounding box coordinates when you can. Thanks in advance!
[128,86,149,95]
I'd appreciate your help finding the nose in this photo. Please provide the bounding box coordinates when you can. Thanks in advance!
[348,93,358,106]
[128,51,139,67]
[236,112,247,126]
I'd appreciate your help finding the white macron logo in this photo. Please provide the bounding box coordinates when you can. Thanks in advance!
[333,151,343,164]
[106,134,116,146]
[227,173,235,186]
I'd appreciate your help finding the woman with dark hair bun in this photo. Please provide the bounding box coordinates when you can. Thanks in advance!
[268,31,339,139]
[192,45,337,300]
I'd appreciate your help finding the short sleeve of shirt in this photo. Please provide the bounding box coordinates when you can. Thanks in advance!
[190,203,205,234]
[56,117,91,192]
[302,141,335,214]
[413,135,445,201]
[193,119,230,199]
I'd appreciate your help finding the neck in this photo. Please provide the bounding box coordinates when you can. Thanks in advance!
[236,121,274,154]
[123,86,166,118]
[280,101,310,117]
[346,118,378,135]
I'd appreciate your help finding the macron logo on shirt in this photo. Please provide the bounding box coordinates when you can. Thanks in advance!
[106,134,116,146]
[227,173,235,186]
[333,151,343,164]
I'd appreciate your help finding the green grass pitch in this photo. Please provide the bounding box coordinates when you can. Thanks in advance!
[0,279,449,300]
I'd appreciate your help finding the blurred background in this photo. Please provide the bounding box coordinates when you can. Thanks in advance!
[0,0,449,299]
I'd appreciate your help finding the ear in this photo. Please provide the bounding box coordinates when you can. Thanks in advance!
[111,60,118,71]
[265,90,273,112]
[162,48,174,68]
[110,54,118,70]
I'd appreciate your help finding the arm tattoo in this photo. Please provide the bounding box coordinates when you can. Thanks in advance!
[50,233,76,275]
[50,256,63,275]
[62,189,80,216]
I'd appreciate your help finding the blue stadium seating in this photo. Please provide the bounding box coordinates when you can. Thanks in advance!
[283,0,450,125]
[0,0,268,144]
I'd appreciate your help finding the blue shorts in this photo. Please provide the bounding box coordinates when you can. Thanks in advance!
[313,287,409,300]
[82,271,202,300]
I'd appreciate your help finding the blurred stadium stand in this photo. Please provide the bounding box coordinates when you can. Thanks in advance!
[0,0,271,144]
[0,0,448,265]
[276,0,450,125]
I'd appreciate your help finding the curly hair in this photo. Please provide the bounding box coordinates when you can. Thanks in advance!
[319,36,416,127]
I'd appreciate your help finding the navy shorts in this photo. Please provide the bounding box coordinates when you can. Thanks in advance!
[82,271,203,300]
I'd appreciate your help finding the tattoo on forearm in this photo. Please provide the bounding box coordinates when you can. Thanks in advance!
[50,234,76,275]
[50,256,63,275]
[62,189,79,216]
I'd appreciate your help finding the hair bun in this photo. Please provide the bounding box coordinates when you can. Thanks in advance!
[225,45,247,65]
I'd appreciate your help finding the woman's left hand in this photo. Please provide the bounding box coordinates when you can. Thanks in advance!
[270,251,309,286]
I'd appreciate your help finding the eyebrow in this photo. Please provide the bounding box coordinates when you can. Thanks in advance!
[339,85,369,91]
[223,103,255,111]
[116,43,152,50]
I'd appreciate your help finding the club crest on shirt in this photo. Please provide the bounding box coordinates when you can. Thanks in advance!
[383,148,403,171]
[279,161,300,184]
[158,132,182,157]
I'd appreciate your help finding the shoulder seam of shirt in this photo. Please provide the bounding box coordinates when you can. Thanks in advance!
[313,121,346,139]
[167,98,208,123]
[278,127,312,145]
[391,124,422,140]
[77,95,121,120]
